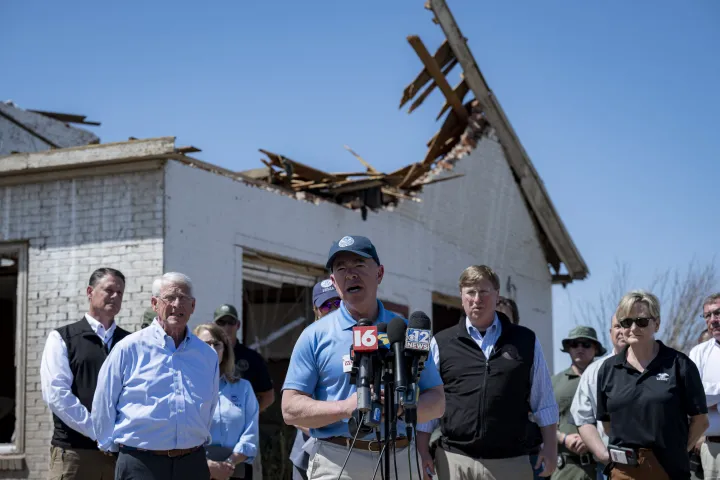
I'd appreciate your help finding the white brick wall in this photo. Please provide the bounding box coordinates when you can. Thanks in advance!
[164,133,553,366]
[0,170,164,479]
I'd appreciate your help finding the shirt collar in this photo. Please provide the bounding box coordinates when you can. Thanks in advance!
[338,299,387,330]
[148,318,192,346]
[85,313,116,339]
[465,313,500,337]
[612,340,668,370]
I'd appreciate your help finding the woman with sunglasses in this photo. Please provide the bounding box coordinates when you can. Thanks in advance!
[194,324,259,480]
[289,280,341,480]
[597,290,708,480]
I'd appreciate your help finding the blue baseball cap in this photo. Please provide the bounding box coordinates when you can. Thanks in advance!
[325,235,381,270]
[312,279,339,308]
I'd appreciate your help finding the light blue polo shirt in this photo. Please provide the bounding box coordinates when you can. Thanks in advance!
[283,300,443,439]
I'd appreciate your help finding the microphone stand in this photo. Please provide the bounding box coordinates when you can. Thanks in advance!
[383,362,394,480]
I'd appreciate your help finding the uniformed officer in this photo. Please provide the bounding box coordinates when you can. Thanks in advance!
[281,235,445,480]
[552,326,606,480]
[597,290,709,480]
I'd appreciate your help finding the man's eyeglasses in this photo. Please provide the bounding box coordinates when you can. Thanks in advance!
[619,317,652,329]
[568,340,593,349]
[319,299,341,313]
[701,308,720,321]
[215,317,238,327]
[157,294,194,306]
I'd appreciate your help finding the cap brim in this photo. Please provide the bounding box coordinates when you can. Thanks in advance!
[326,250,373,270]
[314,290,340,308]
[214,313,239,323]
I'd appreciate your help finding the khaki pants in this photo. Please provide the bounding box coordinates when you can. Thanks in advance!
[49,445,116,480]
[701,441,720,480]
[609,449,668,480]
[435,447,532,480]
[308,440,413,480]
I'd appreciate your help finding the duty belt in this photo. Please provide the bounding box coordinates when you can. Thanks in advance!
[558,451,594,469]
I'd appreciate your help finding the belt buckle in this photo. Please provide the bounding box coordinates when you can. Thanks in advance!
[580,453,591,466]
[167,449,181,458]
[368,440,381,452]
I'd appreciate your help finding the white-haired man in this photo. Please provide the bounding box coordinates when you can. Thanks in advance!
[92,272,219,480]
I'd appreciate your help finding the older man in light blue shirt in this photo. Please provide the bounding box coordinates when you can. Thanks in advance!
[92,272,219,480]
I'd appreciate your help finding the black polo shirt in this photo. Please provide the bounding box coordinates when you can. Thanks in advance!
[597,341,707,479]
[233,342,273,394]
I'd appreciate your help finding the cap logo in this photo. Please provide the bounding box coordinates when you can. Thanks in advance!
[221,305,229,311]
[321,279,333,288]
[338,236,355,248]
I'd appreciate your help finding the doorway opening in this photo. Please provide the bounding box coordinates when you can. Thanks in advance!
[0,249,19,447]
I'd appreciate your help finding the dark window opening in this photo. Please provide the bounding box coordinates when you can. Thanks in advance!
[432,303,464,335]
[0,252,18,445]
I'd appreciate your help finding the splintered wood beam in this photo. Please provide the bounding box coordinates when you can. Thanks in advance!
[343,145,379,173]
[327,179,386,194]
[407,58,458,114]
[407,35,468,121]
[399,39,454,109]
[259,149,339,183]
[437,78,470,120]
[414,173,465,187]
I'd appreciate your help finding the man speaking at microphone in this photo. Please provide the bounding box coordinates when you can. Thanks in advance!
[282,235,445,480]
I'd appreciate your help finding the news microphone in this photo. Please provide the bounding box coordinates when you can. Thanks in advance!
[352,318,378,413]
[364,322,386,429]
[402,311,433,414]
[387,317,408,394]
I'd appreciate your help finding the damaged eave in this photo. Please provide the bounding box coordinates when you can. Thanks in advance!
[395,0,589,283]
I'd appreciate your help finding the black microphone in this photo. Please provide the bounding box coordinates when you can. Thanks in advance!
[352,318,377,413]
[402,311,433,415]
[364,322,386,429]
[387,317,408,394]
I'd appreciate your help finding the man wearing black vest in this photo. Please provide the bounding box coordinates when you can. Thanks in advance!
[41,267,130,480]
[417,265,559,480]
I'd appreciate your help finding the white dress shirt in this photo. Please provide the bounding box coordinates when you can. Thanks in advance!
[40,314,117,441]
[418,314,559,433]
[689,338,720,436]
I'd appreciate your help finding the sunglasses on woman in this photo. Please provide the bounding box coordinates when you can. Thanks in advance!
[619,317,652,328]
[319,299,341,313]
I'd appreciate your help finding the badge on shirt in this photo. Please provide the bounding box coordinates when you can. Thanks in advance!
[342,354,353,373]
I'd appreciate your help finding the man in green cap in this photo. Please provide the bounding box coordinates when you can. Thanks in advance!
[551,326,606,480]
[140,308,155,329]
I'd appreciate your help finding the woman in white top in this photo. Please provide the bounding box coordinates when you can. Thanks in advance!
[194,324,259,480]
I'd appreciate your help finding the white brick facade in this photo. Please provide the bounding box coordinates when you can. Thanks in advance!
[0,170,164,479]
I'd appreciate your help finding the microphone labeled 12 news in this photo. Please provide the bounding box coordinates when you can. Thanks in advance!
[348,311,433,432]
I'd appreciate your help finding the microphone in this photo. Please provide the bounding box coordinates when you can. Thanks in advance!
[402,311,433,414]
[364,322,386,429]
[387,317,408,394]
[352,318,378,413]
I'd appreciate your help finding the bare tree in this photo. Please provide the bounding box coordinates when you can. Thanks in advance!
[575,259,717,354]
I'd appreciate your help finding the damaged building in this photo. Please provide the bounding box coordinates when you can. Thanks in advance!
[0,0,587,477]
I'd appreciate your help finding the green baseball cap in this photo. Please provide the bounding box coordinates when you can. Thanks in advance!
[141,308,156,328]
[561,325,607,356]
[213,304,239,323]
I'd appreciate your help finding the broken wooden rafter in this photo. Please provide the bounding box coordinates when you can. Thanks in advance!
[412,172,465,188]
[260,149,339,183]
[407,58,458,114]
[437,78,470,120]
[399,39,455,109]
[406,35,468,122]
[343,145,380,174]
[175,145,202,154]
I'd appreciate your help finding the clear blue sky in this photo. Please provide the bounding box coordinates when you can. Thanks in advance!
[3,1,719,372]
